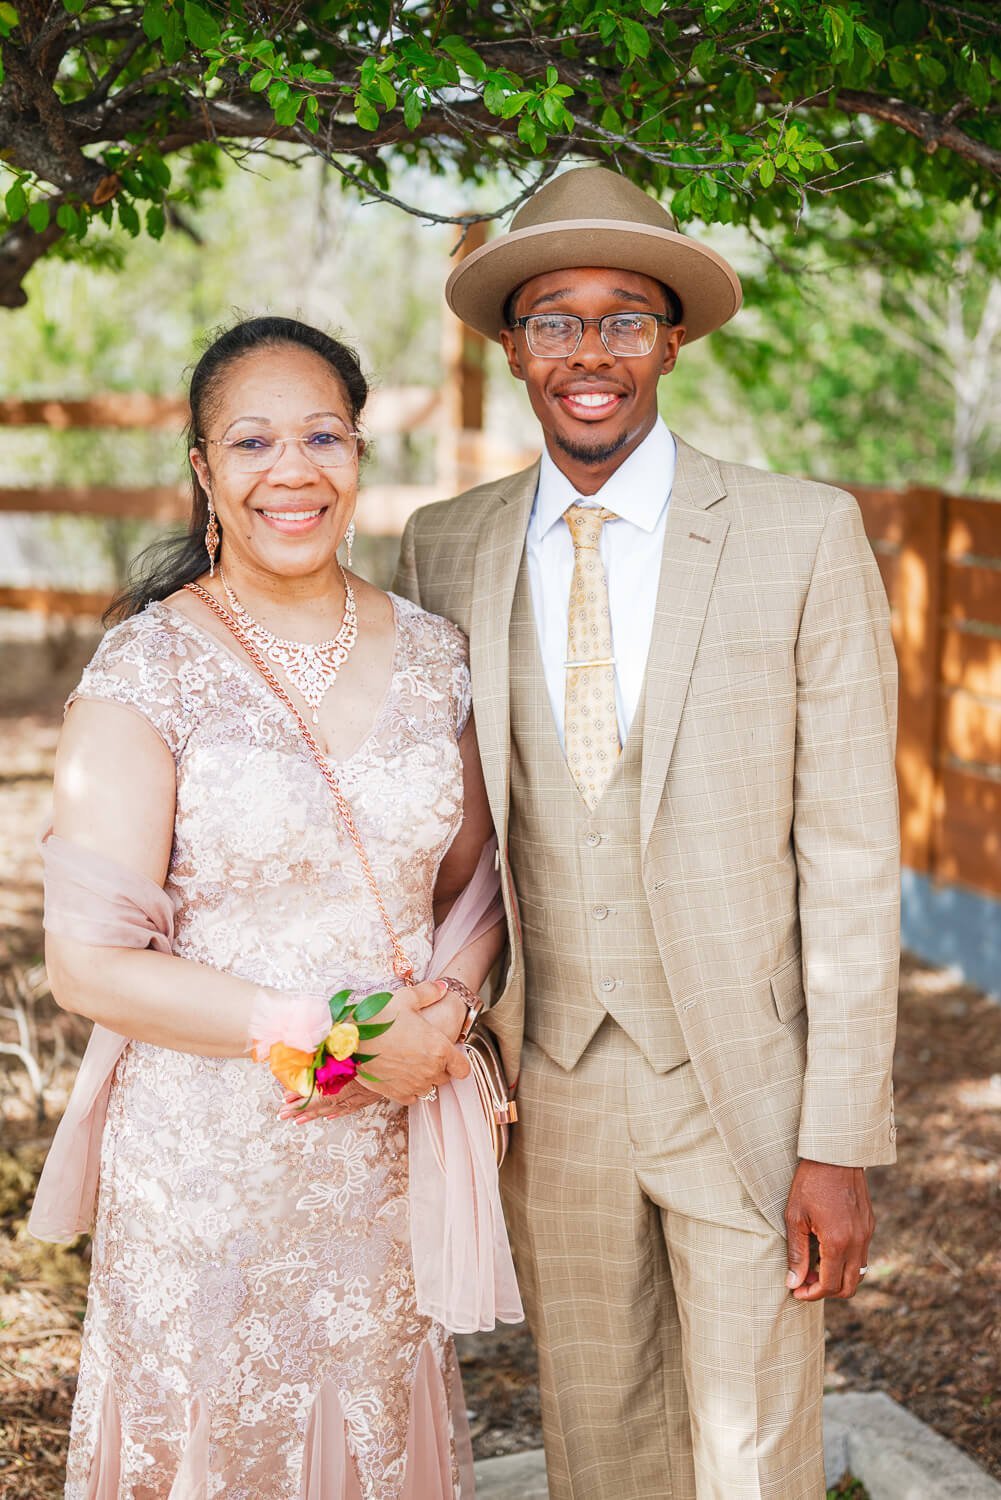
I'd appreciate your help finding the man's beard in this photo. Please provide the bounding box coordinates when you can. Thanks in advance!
[553,426,631,467]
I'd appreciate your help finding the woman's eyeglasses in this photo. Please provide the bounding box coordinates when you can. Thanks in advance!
[198,428,360,472]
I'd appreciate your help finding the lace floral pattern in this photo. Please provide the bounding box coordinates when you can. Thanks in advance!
[63,595,472,1499]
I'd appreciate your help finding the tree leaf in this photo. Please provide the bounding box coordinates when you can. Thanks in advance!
[249,68,271,92]
[354,96,380,131]
[146,201,166,238]
[27,198,50,232]
[183,1,220,50]
[759,158,776,187]
[619,17,651,58]
[118,198,140,235]
[404,91,422,129]
[440,33,486,79]
[4,180,27,221]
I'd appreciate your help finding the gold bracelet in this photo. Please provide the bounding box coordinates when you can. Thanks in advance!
[440,975,484,1044]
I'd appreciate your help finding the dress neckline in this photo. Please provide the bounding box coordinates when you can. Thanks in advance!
[153,593,404,767]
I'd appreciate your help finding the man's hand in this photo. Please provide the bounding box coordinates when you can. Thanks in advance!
[784,1160,874,1301]
[358,979,472,1105]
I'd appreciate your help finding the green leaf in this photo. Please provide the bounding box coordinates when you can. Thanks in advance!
[56,202,79,233]
[357,1069,381,1084]
[354,1020,394,1040]
[249,68,271,92]
[759,158,776,187]
[735,72,756,118]
[4,180,27,222]
[352,990,394,1023]
[619,17,650,58]
[27,198,50,232]
[274,93,303,126]
[184,1,219,50]
[967,61,990,108]
[640,0,661,14]
[143,152,172,189]
[374,74,396,108]
[354,95,380,130]
[403,91,423,130]
[499,90,532,119]
[854,23,884,64]
[328,989,353,1022]
[691,39,716,73]
[61,0,85,12]
[118,198,141,235]
[888,54,913,88]
[161,8,185,63]
[440,34,486,79]
[146,201,166,238]
[0,3,19,33]
[918,54,946,86]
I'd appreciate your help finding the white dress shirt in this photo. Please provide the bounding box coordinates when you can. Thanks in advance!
[526,419,676,751]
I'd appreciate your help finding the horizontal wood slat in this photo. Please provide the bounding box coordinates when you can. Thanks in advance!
[0,485,187,520]
[0,395,187,429]
[945,496,1001,561]
[0,585,111,617]
[944,561,1001,631]
[934,767,1001,893]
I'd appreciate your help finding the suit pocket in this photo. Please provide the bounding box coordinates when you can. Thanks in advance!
[770,953,805,1023]
[689,645,777,701]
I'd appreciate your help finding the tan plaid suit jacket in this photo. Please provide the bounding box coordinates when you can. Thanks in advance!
[395,434,900,1235]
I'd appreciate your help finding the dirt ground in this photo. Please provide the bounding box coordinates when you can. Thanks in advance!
[1,630,997,1496]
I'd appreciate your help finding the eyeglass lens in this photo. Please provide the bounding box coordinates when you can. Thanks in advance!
[222,430,357,471]
[524,314,660,358]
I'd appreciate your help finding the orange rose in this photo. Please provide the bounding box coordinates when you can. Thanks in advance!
[267,1042,315,1096]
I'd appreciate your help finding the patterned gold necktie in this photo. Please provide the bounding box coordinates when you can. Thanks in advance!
[563,504,621,809]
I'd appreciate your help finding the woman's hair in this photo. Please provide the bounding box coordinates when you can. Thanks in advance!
[105,316,369,624]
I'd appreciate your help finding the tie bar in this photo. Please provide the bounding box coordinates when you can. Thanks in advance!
[565,657,616,669]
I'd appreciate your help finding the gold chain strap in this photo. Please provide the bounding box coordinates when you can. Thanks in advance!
[183,582,415,986]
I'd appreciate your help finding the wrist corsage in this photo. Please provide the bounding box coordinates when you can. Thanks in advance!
[255,988,395,1104]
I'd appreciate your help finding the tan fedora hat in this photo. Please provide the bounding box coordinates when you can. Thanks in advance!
[445,164,742,344]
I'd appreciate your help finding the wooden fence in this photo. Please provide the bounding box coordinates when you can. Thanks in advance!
[849,484,1001,900]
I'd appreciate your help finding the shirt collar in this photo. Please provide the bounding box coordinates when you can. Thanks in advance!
[532,419,676,540]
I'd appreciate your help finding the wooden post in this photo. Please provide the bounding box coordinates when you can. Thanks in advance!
[893,487,947,873]
[439,221,487,495]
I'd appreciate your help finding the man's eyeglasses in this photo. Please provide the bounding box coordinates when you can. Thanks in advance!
[508,312,674,359]
[198,427,360,472]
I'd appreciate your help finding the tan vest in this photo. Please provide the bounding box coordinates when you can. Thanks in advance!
[508,559,688,1074]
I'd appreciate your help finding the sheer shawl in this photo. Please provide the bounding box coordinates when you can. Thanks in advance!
[29,832,522,1334]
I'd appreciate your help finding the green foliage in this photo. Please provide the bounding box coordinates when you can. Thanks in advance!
[712,202,1001,494]
[0,1,998,303]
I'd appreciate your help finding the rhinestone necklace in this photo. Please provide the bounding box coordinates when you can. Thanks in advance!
[219,566,358,724]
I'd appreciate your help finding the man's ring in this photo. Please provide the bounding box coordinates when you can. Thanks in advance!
[859,1265,869,1276]
[420,1086,438,1103]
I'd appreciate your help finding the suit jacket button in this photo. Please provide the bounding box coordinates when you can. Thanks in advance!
[599,977,617,993]
[585,831,601,847]
[592,904,609,921]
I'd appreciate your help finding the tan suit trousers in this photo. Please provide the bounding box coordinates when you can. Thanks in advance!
[502,1021,827,1500]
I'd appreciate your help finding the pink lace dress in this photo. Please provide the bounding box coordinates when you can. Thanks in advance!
[62,595,474,1500]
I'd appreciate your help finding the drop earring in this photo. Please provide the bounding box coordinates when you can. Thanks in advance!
[205,496,219,577]
[344,519,355,569]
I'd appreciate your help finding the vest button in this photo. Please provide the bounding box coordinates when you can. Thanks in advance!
[585,831,601,847]
[599,977,617,993]
[592,904,609,921]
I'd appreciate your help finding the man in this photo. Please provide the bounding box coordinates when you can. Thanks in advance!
[394,166,899,1499]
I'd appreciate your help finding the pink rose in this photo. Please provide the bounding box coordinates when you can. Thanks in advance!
[315,1055,358,1096]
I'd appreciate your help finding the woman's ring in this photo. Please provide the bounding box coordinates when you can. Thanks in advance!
[858,1265,869,1276]
[420,1086,438,1103]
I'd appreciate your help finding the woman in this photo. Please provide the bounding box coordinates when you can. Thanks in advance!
[36,317,510,1497]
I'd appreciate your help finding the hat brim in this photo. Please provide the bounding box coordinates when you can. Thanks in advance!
[445,219,742,344]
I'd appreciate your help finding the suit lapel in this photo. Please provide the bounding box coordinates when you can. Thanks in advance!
[470,463,539,846]
[639,436,730,852]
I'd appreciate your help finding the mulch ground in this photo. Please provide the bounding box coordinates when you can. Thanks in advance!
[1,631,997,1495]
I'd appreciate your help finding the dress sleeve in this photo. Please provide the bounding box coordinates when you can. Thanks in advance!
[68,609,193,760]
[438,615,472,740]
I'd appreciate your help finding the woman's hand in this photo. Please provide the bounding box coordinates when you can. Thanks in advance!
[277,1079,375,1124]
[361,979,471,1105]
